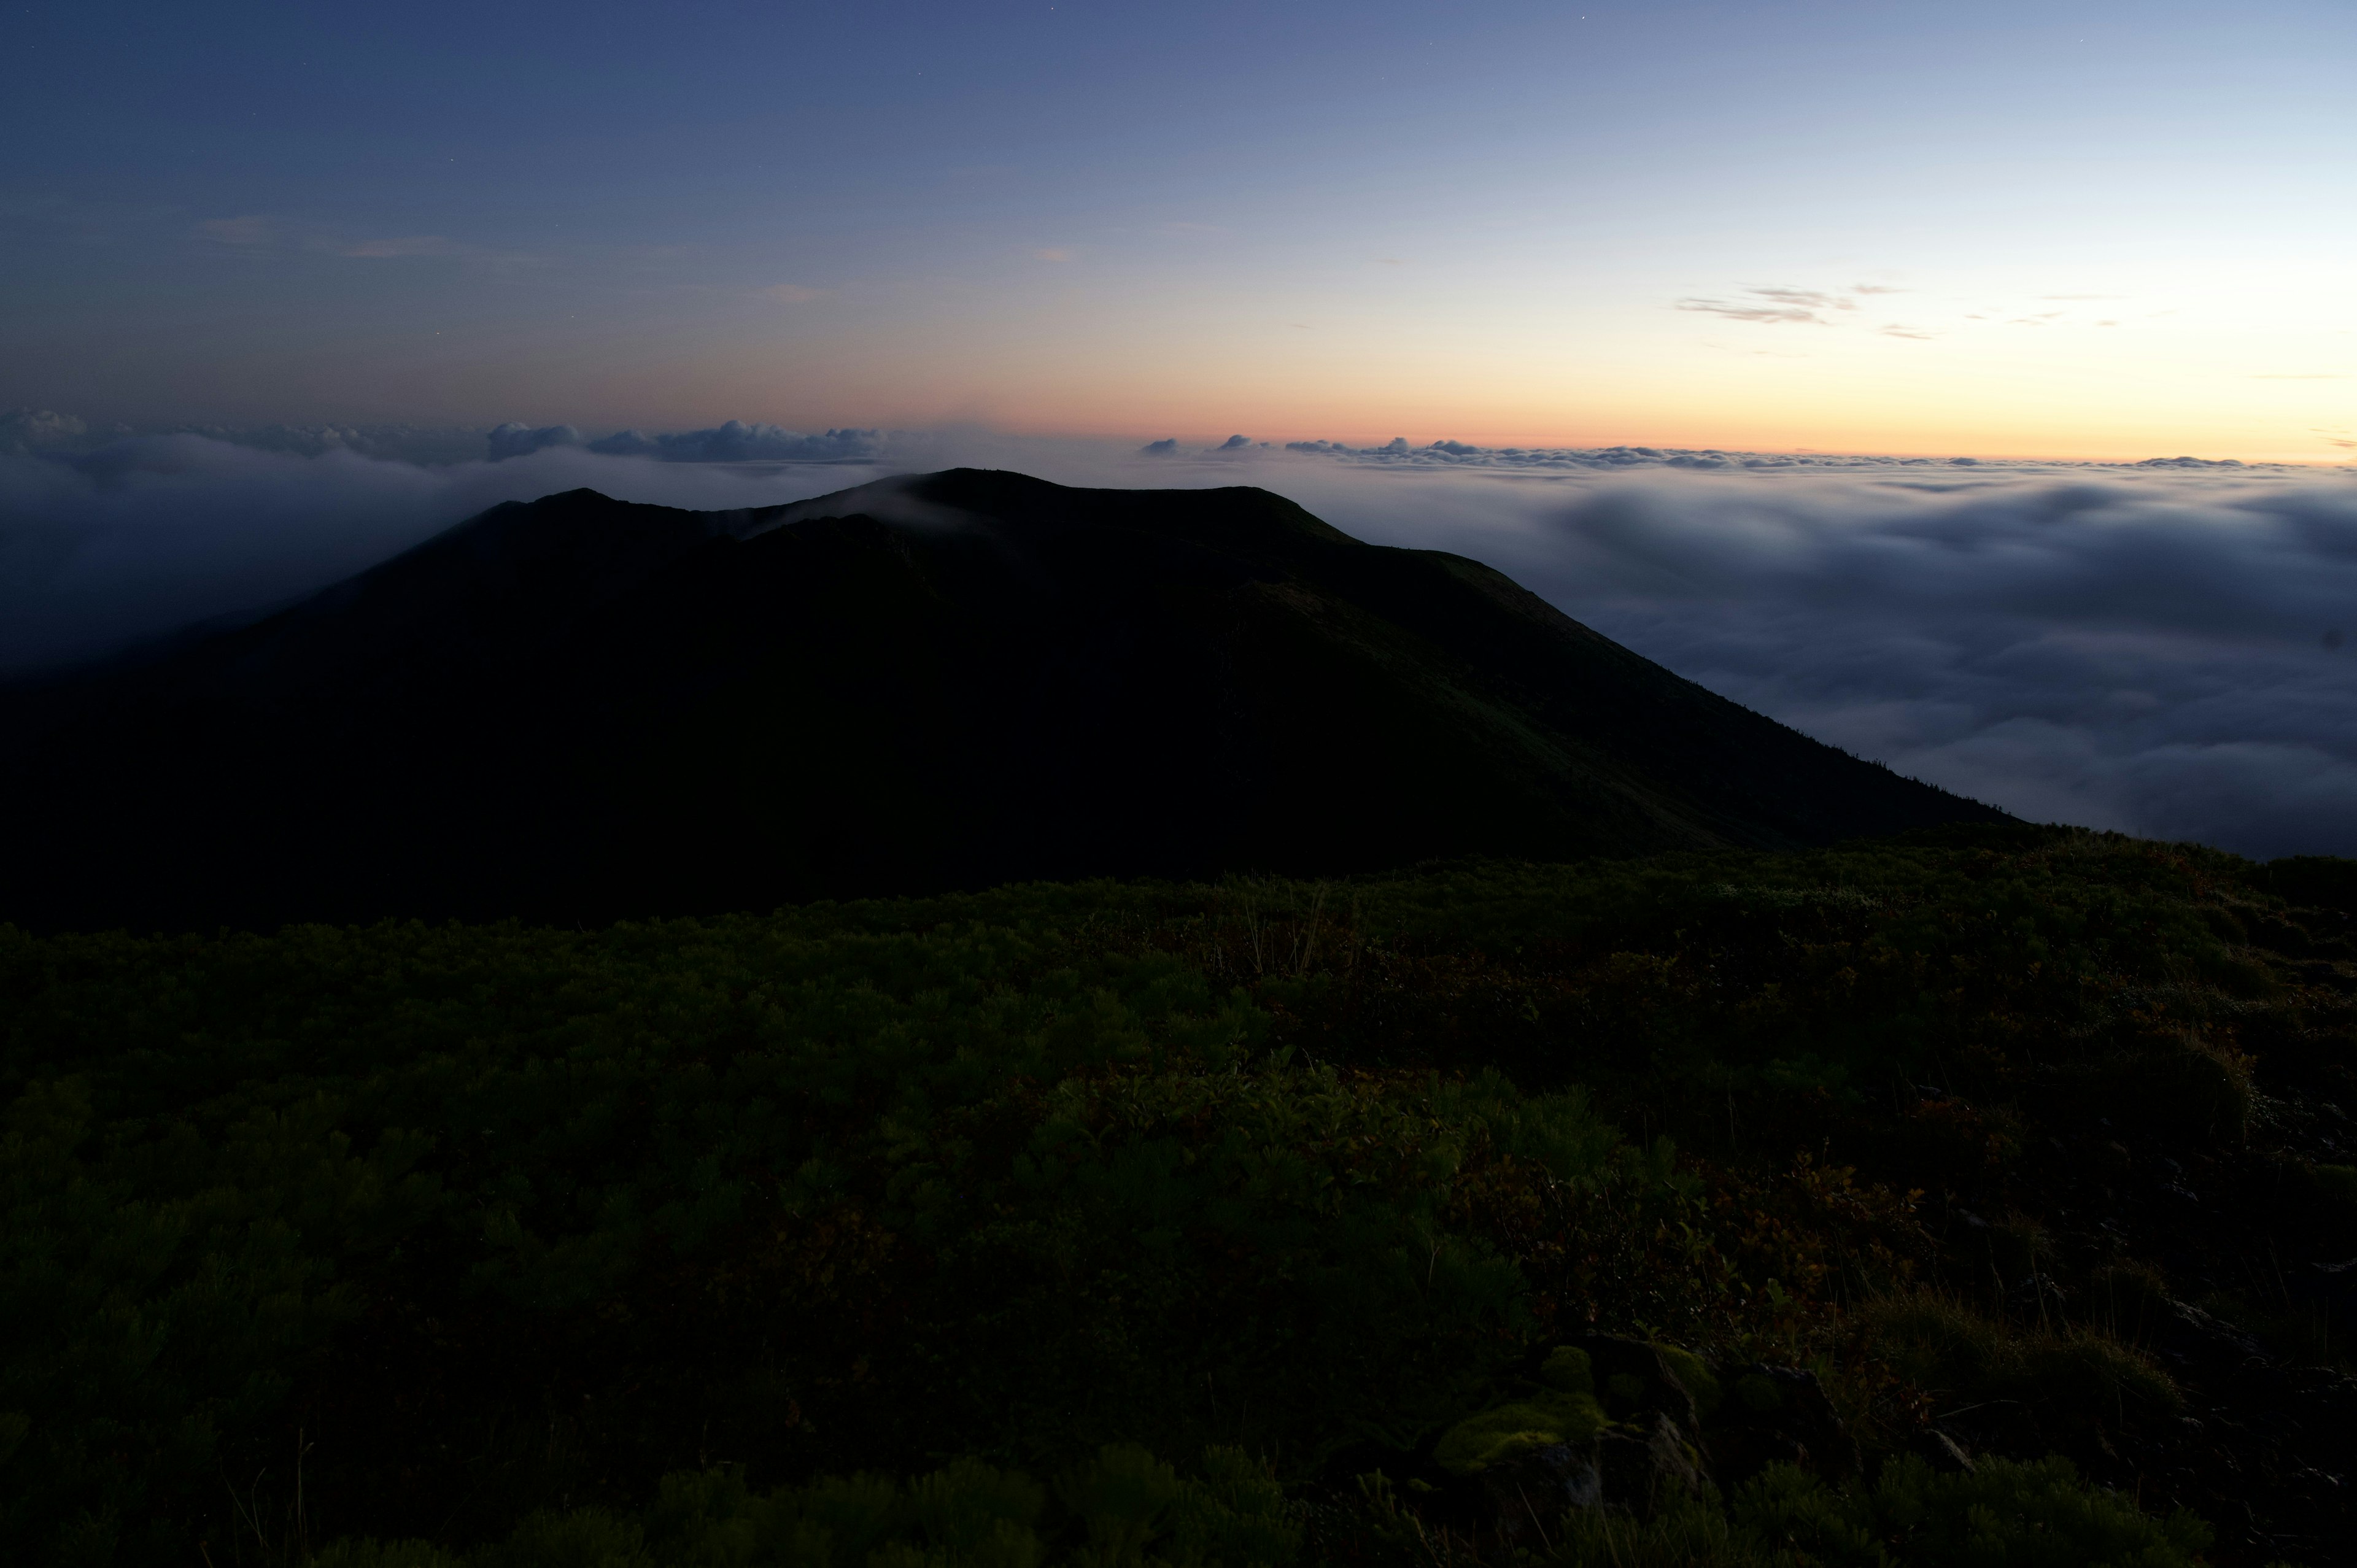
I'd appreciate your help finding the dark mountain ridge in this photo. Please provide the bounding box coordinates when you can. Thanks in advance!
[0,468,2007,930]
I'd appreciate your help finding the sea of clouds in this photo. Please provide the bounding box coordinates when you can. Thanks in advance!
[4,412,2352,859]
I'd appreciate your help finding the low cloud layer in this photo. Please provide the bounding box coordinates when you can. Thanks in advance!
[0,434,897,678]
[1261,460,2357,860]
[3,422,2351,859]
[489,420,882,464]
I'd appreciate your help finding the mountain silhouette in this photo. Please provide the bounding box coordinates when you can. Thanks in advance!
[0,469,2007,930]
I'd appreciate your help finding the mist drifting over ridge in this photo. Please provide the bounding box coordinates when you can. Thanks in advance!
[2,417,2353,859]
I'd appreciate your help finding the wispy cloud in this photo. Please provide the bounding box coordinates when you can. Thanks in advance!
[1032,247,1074,262]
[1676,292,1824,324]
[196,215,532,266]
[1680,281,2142,339]
[200,215,278,247]
[757,283,824,303]
[333,236,462,258]
[1676,282,1902,325]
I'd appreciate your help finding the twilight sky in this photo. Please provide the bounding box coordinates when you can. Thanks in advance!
[5,0,2353,460]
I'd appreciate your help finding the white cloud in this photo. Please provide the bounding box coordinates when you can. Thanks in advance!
[1255,458,2357,857]
[486,423,582,461]
[582,421,880,463]
[0,409,88,455]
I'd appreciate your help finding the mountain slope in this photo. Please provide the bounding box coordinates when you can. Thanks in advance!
[0,468,2008,929]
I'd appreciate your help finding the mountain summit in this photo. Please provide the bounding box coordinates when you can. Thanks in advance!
[0,469,2007,929]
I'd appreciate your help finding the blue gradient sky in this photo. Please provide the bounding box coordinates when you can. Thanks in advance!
[5,0,2352,457]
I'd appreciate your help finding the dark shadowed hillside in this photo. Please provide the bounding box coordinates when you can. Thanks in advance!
[0,469,2005,930]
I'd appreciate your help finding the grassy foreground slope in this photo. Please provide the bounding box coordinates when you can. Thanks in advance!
[4,827,2353,1566]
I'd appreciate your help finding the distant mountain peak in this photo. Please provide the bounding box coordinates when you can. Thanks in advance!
[0,471,2007,931]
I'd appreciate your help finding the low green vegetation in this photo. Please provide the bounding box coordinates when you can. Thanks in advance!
[4,826,2351,1565]
[1432,1346,1611,1476]
[320,1443,1298,1568]
[317,1449,2210,1568]
[1538,1454,2213,1568]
